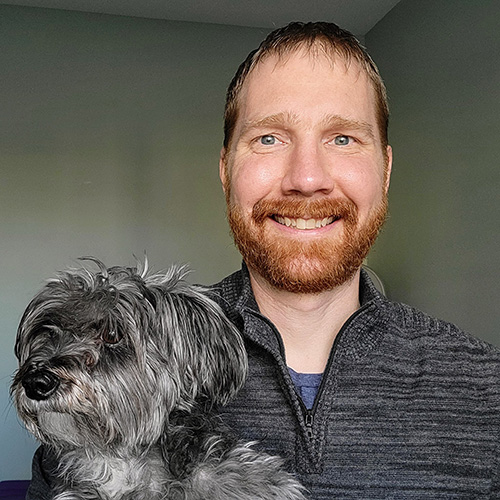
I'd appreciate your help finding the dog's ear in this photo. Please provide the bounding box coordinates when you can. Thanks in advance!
[177,290,248,407]
[148,273,247,411]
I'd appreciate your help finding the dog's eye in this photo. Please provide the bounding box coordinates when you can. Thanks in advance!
[101,328,122,345]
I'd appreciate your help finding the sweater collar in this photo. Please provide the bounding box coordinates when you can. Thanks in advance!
[233,262,385,313]
[212,262,389,361]
[215,261,384,318]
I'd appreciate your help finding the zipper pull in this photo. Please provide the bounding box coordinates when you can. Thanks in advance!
[305,410,314,439]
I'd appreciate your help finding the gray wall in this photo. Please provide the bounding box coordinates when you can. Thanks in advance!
[0,5,265,480]
[1,1,499,481]
[365,0,500,346]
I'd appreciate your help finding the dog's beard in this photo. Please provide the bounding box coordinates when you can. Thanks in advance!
[38,411,82,445]
[226,195,388,294]
[13,345,177,450]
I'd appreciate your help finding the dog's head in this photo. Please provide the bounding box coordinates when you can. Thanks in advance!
[12,259,247,450]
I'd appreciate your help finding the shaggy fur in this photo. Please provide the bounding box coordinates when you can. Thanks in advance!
[12,259,306,500]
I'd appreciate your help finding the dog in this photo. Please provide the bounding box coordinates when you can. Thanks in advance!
[12,259,306,500]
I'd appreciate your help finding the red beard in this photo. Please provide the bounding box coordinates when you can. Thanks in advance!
[226,195,388,294]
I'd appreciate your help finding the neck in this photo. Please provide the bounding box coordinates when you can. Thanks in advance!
[248,268,361,373]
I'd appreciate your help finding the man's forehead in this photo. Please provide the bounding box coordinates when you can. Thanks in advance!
[239,49,369,111]
[238,49,375,119]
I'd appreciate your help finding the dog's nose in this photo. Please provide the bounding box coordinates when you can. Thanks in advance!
[22,369,60,401]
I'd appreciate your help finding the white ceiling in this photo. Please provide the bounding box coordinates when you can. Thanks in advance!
[1,0,402,37]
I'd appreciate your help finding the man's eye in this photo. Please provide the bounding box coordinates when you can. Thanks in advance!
[260,135,277,145]
[333,135,351,146]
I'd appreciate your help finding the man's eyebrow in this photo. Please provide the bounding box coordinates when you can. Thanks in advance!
[320,115,375,139]
[241,112,299,133]
[240,112,375,139]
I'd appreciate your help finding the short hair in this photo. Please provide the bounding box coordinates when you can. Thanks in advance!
[223,22,389,151]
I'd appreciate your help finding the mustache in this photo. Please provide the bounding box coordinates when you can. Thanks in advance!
[252,198,358,225]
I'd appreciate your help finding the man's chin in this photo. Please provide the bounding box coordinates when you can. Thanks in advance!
[231,223,363,293]
[249,254,360,294]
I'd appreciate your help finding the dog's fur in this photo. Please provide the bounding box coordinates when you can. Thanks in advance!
[12,259,306,500]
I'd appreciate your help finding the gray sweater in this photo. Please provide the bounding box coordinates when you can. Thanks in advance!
[27,266,500,499]
[214,266,500,499]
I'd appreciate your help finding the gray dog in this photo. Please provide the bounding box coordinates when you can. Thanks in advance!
[12,259,306,500]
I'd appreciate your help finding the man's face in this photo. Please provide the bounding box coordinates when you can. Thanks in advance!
[220,48,392,293]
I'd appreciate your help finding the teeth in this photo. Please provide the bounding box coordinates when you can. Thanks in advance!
[275,216,335,230]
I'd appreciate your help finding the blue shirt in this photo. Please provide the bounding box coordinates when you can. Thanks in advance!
[289,367,323,410]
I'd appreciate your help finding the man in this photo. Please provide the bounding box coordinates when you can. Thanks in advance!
[213,21,499,498]
[27,22,499,499]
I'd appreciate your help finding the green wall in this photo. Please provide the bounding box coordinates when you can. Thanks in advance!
[0,5,265,480]
[365,0,500,346]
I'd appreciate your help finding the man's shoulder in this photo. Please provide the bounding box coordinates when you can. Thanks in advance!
[209,268,244,294]
[25,446,56,500]
[207,268,247,319]
[381,298,500,363]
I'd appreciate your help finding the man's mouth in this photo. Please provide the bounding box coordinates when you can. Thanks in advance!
[272,215,337,230]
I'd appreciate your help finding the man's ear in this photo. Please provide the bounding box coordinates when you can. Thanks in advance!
[384,145,393,194]
[219,147,228,194]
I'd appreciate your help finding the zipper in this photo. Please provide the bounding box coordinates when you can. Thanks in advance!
[244,302,375,439]
[305,410,314,439]
[300,301,376,440]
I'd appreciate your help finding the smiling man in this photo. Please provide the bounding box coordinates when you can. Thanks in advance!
[26,21,499,500]
[219,34,391,373]
[213,21,500,499]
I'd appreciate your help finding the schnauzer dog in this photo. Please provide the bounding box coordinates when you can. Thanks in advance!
[12,259,306,500]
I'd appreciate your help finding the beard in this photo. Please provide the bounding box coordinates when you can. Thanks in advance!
[225,191,388,294]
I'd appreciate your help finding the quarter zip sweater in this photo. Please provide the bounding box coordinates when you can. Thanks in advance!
[212,265,500,499]
[26,265,500,499]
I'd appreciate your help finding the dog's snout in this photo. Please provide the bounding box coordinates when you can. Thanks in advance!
[22,369,60,401]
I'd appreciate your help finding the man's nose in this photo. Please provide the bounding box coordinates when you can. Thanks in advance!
[280,142,335,197]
